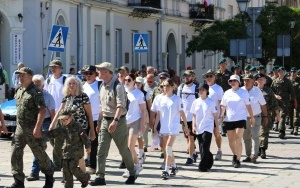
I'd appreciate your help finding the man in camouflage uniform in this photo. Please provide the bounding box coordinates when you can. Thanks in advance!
[215,58,233,92]
[5,67,54,188]
[258,65,272,87]
[271,67,297,139]
[254,73,279,159]
[289,67,300,135]
[45,110,91,188]
[271,65,279,80]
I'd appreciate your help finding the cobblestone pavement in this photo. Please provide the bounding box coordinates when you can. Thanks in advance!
[1,129,300,188]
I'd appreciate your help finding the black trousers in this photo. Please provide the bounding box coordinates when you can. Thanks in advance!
[196,131,212,169]
[86,121,99,169]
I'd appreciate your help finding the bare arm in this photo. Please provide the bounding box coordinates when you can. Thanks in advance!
[139,103,147,133]
[84,103,96,141]
[246,104,255,127]
[49,103,65,130]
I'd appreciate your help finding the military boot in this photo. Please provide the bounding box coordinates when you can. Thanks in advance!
[261,148,267,159]
[43,174,54,188]
[273,122,278,131]
[4,178,25,188]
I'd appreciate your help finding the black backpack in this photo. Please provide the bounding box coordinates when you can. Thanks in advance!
[178,83,199,99]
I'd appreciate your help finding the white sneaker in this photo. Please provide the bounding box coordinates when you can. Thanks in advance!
[215,150,222,160]
[136,165,143,175]
[122,169,129,178]
[139,153,147,163]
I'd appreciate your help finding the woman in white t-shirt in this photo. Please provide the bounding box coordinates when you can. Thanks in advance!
[122,73,147,177]
[190,83,218,172]
[151,78,189,180]
[220,75,255,168]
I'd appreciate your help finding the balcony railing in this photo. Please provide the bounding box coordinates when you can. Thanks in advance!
[128,0,161,9]
[189,3,214,20]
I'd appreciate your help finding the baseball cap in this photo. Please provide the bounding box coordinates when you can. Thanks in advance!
[202,69,215,77]
[249,67,257,72]
[290,67,297,72]
[278,66,286,71]
[183,70,195,76]
[253,73,265,80]
[58,109,73,119]
[273,65,279,71]
[258,65,266,70]
[186,66,193,70]
[158,72,170,78]
[80,65,96,73]
[95,62,114,72]
[244,64,252,71]
[118,66,129,72]
[228,74,240,83]
[233,64,240,70]
[49,60,63,68]
[15,67,33,76]
[135,77,144,83]
[243,74,254,80]
[219,58,227,64]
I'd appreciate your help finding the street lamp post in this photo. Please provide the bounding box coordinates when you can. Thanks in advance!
[236,0,250,71]
[289,19,295,69]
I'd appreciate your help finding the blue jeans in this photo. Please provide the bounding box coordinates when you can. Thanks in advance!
[31,122,52,174]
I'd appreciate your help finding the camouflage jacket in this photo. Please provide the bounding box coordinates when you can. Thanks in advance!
[271,77,295,103]
[216,69,233,92]
[15,82,45,127]
[45,121,91,159]
[260,86,279,115]
[290,77,300,100]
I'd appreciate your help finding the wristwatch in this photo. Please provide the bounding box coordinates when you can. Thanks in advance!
[114,118,119,122]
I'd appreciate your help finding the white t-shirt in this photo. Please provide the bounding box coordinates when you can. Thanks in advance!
[221,88,250,122]
[190,97,217,134]
[208,83,224,116]
[43,75,65,112]
[151,94,183,135]
[177,84,197,122]
[241,86,266,116]
[83,80,101,121]
[126,88,145,124]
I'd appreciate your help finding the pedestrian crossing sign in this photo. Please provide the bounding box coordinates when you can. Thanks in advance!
[48,25,69,52]
[134,33,148,53]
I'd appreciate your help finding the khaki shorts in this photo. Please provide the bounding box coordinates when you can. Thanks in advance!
[127,118,141,135]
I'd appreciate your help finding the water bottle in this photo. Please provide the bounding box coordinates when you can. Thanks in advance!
[138,132,143,138]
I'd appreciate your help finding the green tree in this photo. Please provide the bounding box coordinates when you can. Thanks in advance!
[186,5,300,68]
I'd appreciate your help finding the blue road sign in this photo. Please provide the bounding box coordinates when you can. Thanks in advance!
[48,25,69,52]
[134,33,148,53]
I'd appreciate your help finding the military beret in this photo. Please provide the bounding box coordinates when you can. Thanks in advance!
[249,67,257,72]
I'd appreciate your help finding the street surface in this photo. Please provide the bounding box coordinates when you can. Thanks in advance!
[1,129,300,188]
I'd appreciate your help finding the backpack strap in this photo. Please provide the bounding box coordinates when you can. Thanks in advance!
[179,83,184,98]
[47,75,66,85]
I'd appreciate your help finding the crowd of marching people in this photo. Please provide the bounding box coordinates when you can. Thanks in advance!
[1,57,300,188]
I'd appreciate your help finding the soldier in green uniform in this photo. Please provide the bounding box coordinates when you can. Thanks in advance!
[233,64,244,87]
[288,67,300,135]
[5,67,54,188]
[271,67,297,139]
[271,65,280,80]
[258,65,272,87]
[215,58,233,92]
[254,73,280,159]
[45,110,91,188]
[249,67,257,75]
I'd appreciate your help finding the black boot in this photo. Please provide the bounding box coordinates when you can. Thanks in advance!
[261,148,267,159]
[43,174,54,188]
[273,122,279,131]
[258,148,261,156]
[4,178,24,188]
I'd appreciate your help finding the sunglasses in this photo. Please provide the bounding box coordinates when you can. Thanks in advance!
[84,72,94,76]
[205,75,214,78]
[125,79,132,82]
[229,80,238,83]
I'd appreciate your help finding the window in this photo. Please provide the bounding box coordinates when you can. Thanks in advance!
[94,25,102,65]
[228,5,233,19]
[115,29,122,69]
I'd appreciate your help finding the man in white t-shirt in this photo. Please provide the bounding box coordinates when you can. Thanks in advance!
[177,70,198,165]
[203,69,224,160]
[241,74,268,164]
[43,59,66,170]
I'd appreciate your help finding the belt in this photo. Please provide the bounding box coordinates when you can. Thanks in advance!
[103,114,125,121]
[43,117,51,123]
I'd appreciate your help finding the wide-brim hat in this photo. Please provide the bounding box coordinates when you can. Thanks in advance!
[202,69,215,78]
[95,62,114,72]
[49,60,63,68]
[15,67,33,76]
[242,74,254,80]
[80,65,97,73]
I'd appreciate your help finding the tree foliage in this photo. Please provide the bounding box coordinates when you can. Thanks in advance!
[186,5,300,68]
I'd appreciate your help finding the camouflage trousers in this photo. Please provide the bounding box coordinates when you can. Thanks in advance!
[11,125,53,182]
[278,101,289,133]
[63,158,86,188]
[49,124,64,169]
[289,101,300,129]
[259,117,273,150]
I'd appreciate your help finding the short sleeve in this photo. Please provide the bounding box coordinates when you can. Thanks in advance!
[217,87,224,101]
[220,93,227,106]
[82,93,91,104]
[145,92,151,101]
[211,103,217,113]
[138,92,146,104]
[62,96,67,103]
[190,100,196,114]
[47,94,56,111]
[151,96,159,112]
[257,89,266,105]
[35,90,46,108]
[243,91,251,105]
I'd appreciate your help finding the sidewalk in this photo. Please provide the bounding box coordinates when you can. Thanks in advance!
[1,130,300,188]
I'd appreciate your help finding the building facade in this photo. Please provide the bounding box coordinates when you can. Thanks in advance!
[0,0,273,86]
